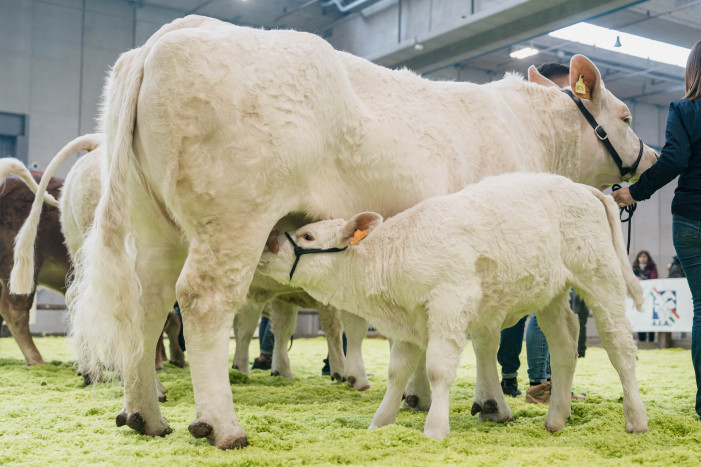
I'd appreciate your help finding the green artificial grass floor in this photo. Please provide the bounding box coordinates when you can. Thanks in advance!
[1,336,700,466]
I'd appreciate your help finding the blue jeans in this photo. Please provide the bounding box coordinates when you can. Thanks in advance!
[673,214,701,419]
[497,315,527,378]
[526,314,551,383]
[259,316,275,356]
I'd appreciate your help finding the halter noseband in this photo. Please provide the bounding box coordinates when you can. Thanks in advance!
[562,89,644,179]
[284,231,348,280]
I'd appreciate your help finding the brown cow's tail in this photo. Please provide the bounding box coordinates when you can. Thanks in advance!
[10,134,103,295]
[585,185,643,310]
[0,157,59,207]
[67,16,215,383]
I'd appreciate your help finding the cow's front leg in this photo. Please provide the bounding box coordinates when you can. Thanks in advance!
[232,301,263,374]
[269,299,297,378]
[536,293,579,433]
[403,350,432,411]
[370,340,421,429]
[318,304,345,382]
[0,287,44,365]
[470,324,513,424]
[341,310,370,391]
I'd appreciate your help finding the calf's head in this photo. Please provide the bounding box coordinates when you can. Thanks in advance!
[529,54,658,189]
[259,212,383,287]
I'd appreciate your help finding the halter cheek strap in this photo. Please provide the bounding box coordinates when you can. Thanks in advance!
[562,89,644,179]
[284,232,348,280]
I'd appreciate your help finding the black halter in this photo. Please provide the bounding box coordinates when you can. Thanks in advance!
[284,232,347,280]
[562,89,644,179]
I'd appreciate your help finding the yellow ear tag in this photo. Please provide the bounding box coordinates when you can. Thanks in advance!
[574,75,590,98]
[351,229,367,245]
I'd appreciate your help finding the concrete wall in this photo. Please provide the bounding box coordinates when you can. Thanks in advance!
[0,0,182,176]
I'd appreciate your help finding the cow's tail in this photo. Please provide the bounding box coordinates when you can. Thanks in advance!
[0,158,59,207]
[585,186,643,311]
[10,134,103,295]
[67,16,212,383]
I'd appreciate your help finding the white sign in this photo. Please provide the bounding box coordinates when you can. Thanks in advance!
[625,278,693,332]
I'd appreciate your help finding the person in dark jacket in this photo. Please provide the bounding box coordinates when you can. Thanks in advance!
[613,40,701,421]
[632,250,658,342]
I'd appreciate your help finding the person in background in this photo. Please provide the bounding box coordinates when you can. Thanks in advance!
[252,316,274,370]
[633,250,659,280]
[632,250,659,342]
[612,40,701,421]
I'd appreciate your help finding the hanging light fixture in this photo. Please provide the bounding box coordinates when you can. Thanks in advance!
[614,35,622,47]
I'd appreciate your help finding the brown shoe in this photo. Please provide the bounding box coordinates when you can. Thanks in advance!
[525,381,551,404]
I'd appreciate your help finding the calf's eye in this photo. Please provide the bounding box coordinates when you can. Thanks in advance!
[303,233,314,241]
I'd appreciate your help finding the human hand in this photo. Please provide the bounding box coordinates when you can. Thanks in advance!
[611,186,637,207]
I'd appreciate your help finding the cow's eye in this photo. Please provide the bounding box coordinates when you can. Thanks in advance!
[623,116,632,125]
[303,233,314,241]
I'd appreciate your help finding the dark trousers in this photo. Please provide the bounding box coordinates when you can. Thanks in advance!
[497,315,528,378]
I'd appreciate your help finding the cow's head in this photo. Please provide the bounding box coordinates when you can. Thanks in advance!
[259,212,383,286]
[529,55,658,190]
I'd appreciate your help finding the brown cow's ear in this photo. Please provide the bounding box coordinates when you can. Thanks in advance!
[340,212,383,246]
[266,229,280,254]
[528,66,560,88]
[570,55,603,104]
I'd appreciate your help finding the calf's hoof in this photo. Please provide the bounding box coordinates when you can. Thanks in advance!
[115,411,127,427]
[189,420,248,450]
[403,394,430,411]
[625,420,649,434]
[470,402,482,416]
[119,411,172,436]
[170,359,187,368]
[188,421,213,439]
[482,399,498,414]
[158,394,167,403]
[347,375,370,392]
[213,435,249,450]
[331,372,345,383]
[271,370,279,377]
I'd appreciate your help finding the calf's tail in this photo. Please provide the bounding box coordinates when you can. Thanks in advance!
[10,134,103,295]
[585,186,643,310]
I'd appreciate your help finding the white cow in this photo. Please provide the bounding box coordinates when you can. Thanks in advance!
[12,15,656,449]
[259,172,648,440]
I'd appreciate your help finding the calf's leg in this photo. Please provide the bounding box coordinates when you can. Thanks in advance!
[269,299,297,378]
[318,304,345,382]
[470,323,513,423]
[370,340,422,429]
[232,301,263,373]
[341,310,370,391]
[424,333,466,440]
[535,293,579,432]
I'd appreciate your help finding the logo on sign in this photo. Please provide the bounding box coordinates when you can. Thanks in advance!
[650,288,680,326]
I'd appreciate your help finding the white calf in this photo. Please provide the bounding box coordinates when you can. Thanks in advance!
[260,173,648,440]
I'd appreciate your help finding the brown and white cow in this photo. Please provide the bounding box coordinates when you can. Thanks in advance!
[13,16,657,448]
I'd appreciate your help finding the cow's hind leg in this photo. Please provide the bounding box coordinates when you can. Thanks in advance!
[232,301,263,374]
[341,311,370,391]
[370,339,422,429]
[269,299,297,378]
[580,282,648,433]
[535,293,579,432]
[0,284,43,365]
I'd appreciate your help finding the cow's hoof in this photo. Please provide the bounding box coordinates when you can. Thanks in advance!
[160,424,174,437]
[126,413,147,434]
[82,373,92,387]
[271,370,280,377]
[482,399,498,414]
[188,421,214,439]
[471,402,482,416]
[213,435,249,450]
[347,376,370,392]
[115,411,127,427]
[331,372,345,382]
[232,363,238,370]
[158,394,167,403]
[170,359,187,368]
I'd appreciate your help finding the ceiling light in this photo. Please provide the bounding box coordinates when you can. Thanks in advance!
[414,43,424,51]
[549,22,690,68]
[510,46,539,60]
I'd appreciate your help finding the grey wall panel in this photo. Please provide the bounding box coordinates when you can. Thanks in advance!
[27,0,82,172]
[0,1,33,114]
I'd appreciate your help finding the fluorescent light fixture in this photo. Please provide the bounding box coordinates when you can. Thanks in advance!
[510,46,539,59]
[549,22,690,68]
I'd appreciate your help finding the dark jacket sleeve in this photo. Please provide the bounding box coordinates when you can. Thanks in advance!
[629,102,692,201]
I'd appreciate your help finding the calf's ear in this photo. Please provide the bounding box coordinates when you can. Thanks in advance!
[341,212,383,245]
[266,228,280,254]
[527,66,559,88]
[570,55,603,106]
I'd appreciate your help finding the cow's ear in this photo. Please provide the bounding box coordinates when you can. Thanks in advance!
[570,55,603,105]
[340,212,383,246]
[528,66,559,88]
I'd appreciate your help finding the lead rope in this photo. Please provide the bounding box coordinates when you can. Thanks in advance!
[611,184,637,255]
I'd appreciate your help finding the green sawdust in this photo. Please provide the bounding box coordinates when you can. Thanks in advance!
[0,336,699,466]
